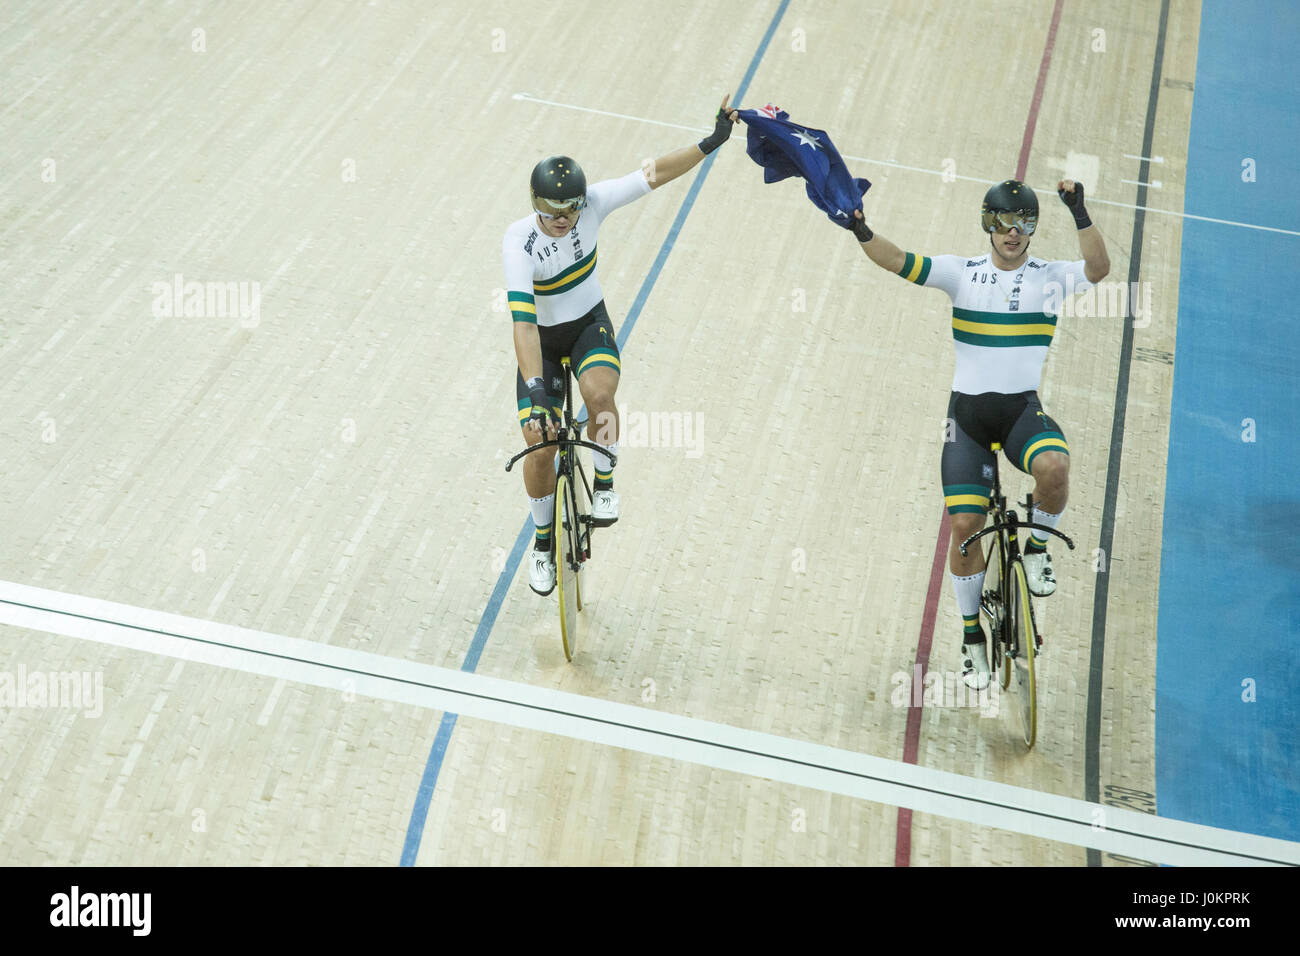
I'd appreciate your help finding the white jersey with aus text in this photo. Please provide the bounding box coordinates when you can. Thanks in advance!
[896,251,1093,394]
[503,169,652,327]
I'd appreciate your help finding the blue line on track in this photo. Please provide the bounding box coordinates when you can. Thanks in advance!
[399,0,791,865]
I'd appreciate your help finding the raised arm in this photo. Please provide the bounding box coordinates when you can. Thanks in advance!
[841,211,964,297]
[644,95,740,190]
[1058,180,1109,283]
[847,211,907,273]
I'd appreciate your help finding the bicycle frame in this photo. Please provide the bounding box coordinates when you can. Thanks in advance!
[504,359,618,563]
[957,458,1074,569]
[955,450,1075,747]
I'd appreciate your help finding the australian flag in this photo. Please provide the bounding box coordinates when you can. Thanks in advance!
[737,104,870,228]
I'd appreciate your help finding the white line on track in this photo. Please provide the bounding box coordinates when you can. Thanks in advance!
[514,94,1300,238]
[2,579,1297,866]
[513,93,710,134]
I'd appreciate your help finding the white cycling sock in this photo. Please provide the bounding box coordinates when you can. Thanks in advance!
[592,442,618,484]
[952,570,986,641]
[530,494,555,548]
[1028,505,1062,551]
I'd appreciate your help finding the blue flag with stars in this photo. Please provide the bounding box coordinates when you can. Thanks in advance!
[737,104,870,227]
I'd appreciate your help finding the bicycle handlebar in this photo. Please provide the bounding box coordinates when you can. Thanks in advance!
[505,437,619,472]
[958,522,1075,557]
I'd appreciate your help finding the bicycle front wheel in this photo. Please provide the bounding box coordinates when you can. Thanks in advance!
[1009,559,1038,747]
[570,463,591,613]
[555,473,580,661]
[982,533,1011,691]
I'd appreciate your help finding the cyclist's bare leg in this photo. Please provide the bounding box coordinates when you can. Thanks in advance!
[522,425,558,499]
[949,512,988,576]
[1029,451,1069,513]
[578,366,620,445]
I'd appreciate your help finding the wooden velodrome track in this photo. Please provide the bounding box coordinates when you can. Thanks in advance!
[1,0,1294,866]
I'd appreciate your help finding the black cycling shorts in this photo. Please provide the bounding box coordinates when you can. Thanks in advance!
[514,301,620,429]
[941,390,1069,515]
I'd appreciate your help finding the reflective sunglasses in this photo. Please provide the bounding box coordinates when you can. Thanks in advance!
[982,209,1038,235]
[534,195,586,220]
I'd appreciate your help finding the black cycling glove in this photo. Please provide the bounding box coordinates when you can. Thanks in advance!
[698,106,735,155]
[525,377,555,431]
[1058,182,1092,230]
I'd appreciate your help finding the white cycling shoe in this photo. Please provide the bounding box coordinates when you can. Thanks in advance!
[961,640,991,690]
[591,489,619,525]
[1022,550,1057,597]
[528,548,556,596]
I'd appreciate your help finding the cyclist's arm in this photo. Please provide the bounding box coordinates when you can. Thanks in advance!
[1058,179,1109,283]
[847,214,964,298]
[1078,225,1109,283]
[853,226,907,274]
[593,143,703,200]
[513,322,543,383]
[644,145,707,189]
[503,233,545,385]
[644,95,740,190]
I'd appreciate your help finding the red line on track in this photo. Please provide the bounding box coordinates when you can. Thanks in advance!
[1018,0,1065,181]
[892,0,1065,867]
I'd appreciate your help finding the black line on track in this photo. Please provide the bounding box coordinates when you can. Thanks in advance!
[1085,0,1172,867]
[3,593,1290,865]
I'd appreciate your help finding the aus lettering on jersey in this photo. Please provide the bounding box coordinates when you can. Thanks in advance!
[49,886,151,936]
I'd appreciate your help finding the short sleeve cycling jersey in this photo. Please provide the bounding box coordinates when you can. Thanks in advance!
[896,252,1093,394]
[503,169,652,327]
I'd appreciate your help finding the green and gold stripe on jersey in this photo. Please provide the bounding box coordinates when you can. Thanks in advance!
[533,246,598,297]
[508,291,537,324]
[517,398,564,427]
[576,347,620,377]
[951,307,1057,348]
[1019,430,1069,473]
[944,483,991,516]
[897,252,932,285]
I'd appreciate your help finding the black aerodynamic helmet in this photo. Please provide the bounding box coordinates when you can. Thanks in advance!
[530,155,587,217]
[981,179,1039,235]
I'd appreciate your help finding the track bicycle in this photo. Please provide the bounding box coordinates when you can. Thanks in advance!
[958,442,1074,747]
[505,357,615,661]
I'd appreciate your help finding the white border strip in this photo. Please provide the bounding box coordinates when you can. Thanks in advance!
[1,579,1296,866]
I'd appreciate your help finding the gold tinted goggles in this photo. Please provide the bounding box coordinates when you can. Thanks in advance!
[534,195,586,219]
[982,209,1038,235]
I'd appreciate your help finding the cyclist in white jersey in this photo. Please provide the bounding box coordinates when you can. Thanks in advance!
[844,179,1109,689]
[505,96,739,595]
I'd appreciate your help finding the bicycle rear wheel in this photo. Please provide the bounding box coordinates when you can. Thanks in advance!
[1009,559,1038,747]
[981,534,1012,691]
[555,473,581,661]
